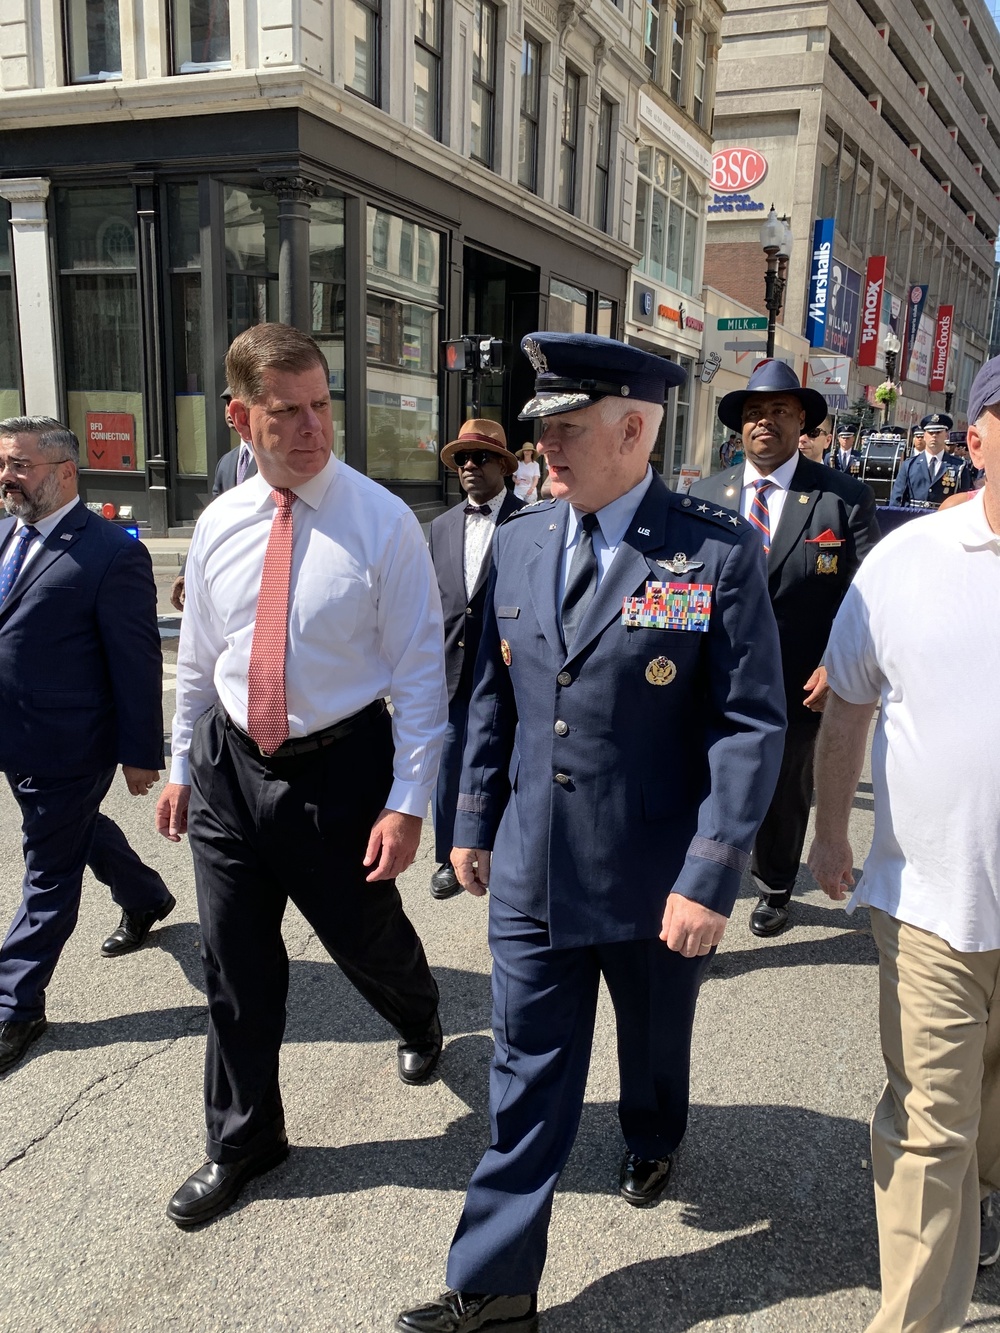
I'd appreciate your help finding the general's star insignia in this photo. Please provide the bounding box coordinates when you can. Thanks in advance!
[728,515,740,525]
[713,509,727,518]
[696,504,710,512]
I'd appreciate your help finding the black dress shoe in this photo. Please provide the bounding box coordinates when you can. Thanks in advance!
[430,863,463,900]
[749,898,790,937]
[398,1012,443,1084]
[166,1134,289,1227]
[619,1150,673,1207]
[0,1017,48,1075]
[395,1290,538,1333]
[101,892,177,956]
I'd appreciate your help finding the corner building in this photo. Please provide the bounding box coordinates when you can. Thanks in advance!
[705,0,999,429]
[0,0,673,531]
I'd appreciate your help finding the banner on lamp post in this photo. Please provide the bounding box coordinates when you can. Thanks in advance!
[806,218,835,348]
[929,306,954,393]
[857,256,887,368]
[902,284,928,381]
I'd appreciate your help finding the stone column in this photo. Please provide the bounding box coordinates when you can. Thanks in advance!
[262,176,321,331]
[0,178,59,415]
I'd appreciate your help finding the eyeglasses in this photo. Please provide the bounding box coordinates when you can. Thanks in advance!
[0,458,73,477]
[452,450,492,467]
[807,428,831,439]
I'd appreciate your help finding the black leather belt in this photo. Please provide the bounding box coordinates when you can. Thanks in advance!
[225,700,385,761]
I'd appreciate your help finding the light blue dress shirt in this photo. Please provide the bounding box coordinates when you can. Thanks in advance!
[559,466,654,597]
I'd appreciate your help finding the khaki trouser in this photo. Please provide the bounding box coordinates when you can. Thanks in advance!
[866,908,1000,1333]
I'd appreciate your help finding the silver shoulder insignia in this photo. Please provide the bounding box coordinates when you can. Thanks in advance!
[728,515,741,526]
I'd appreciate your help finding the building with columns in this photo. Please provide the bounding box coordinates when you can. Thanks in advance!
[2,0,704,530]
[703,0,1000,432]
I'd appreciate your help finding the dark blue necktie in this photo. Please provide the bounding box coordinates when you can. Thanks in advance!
[561,512,599,649]
[0,525,38,605]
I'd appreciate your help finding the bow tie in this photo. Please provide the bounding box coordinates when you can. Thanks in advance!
[464,504,492,516]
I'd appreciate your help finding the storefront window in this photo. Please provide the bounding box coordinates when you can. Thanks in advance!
[634,146,701,296]
[172,0,231,73]
[548,280,588,333]
[56,186,144,471]
[365,206,441,482]
[0,204,21,419]
[66,0,122,82]
[224,185,278,345]
[168,185,208,476]
[310,192,347,462]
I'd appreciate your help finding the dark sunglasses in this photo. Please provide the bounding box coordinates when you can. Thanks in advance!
[453,450,492,467]
[807,428,832,439]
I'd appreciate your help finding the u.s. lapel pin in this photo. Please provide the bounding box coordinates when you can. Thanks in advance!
[798,494,809,504]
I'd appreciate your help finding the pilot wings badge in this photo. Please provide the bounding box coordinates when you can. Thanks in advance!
[522,337,549,374]
[655,553,704,575]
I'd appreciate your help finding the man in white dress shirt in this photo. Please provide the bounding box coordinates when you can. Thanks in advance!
[809,355,1000,1333]
[155,324,448,1227]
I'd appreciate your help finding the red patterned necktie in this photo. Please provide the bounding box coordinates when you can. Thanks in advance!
[748,478,774,554]
[246,488,295,754]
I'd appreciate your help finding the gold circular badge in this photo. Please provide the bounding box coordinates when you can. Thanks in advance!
[500,639,512,667]
[645,656,676,686]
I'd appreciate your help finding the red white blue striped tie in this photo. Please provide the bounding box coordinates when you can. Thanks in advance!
[748,479,774,553]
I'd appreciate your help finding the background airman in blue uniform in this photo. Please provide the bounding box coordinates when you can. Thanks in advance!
[891,413,973,505]
[396,332,786,1333]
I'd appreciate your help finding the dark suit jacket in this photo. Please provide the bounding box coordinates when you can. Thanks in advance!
[689,457,880,719]
[427,489,524,703]
[889,451,972,506]
[212,445,257,496]
[0,504,163,776]
[453,476,786,944]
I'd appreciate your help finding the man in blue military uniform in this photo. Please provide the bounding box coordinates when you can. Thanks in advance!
[890,413,973,505]
[828,423,863,474]
[396,333,786,1333]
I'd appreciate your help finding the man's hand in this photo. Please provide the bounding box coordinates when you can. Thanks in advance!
[123,766,159,796]
[807,835,856,901]
[660,892,728,958]
[364,809,422,882]
[803,665,830,712]
[169,575,185,611]
[452,848,491,898]
[155,783,191,841]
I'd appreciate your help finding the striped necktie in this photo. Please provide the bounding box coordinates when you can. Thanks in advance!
[0,525,38,605]
[748,479,774,554]
[246,489,295,754]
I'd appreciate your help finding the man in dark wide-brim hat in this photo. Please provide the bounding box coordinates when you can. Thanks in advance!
[689,358,881,939]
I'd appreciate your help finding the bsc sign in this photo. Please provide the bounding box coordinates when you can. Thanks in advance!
[710,148,768,193]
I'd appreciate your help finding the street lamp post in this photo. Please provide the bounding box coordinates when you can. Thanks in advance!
[883,330,902,426]
[945,379,957,415]
[760,207,792,359]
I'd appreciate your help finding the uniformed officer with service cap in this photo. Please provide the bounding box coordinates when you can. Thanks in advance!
[396,332,786,1333]
[891,412,973,506]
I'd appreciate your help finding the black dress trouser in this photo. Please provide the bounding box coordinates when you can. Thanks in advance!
[187,703,439,1163]
[750,713,822,906]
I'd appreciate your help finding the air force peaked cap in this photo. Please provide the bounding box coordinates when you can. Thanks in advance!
[919,412,953,432]
[518,331,687,420]
[717,358,829,433]
[967,356,1000,425]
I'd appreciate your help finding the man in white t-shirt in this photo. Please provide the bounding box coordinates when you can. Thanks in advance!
[808,355,1000,1333]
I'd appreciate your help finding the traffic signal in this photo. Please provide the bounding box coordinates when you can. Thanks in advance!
[442,336,504,373]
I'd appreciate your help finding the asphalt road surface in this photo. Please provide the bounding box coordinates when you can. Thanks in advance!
[1,636,998,1332]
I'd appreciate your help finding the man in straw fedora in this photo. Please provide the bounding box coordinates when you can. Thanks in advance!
[426,421,524,900]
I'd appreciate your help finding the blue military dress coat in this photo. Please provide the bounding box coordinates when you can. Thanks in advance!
[453,473,787,948]
[890,450,973,506]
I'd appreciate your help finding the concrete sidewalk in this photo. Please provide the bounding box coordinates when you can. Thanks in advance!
[1,747,998,1332]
